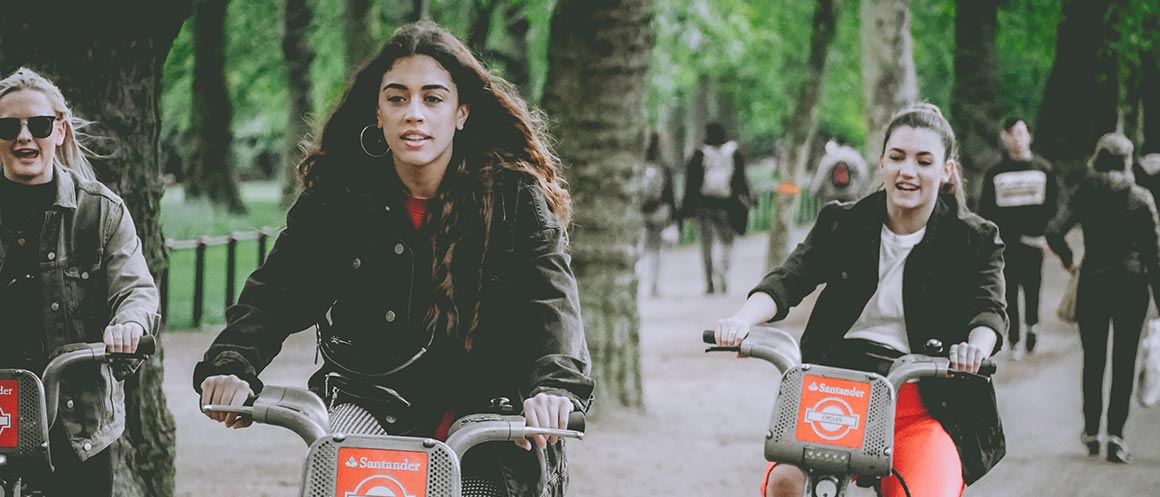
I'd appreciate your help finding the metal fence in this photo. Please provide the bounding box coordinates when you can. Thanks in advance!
[160,227,278,328]
[159,188,817,330]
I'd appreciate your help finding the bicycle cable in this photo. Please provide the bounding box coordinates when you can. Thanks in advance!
[890,468,913,497]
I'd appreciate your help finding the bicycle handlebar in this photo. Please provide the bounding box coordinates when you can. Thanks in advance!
[703,328,996,388]
[43,335,157,428]
[202,385,586,455]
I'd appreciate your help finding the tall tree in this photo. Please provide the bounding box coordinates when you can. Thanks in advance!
[542,0,654,412]
[282,0,316,206]
[1035,0,1119,175]
[344,0,374,70]
[860,0,919,162]
[187,0,246,213]
[0,2,191,495]
[412,0,432,22]
[952,0,1002,205]
[1143,50,1160,154]
[764,0,841,270]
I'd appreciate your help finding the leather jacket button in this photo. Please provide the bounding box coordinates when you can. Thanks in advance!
[50,302,60,311]
[840,271,849,280]
[66,399,75,409]
[383,415,397,424]
[351,258,362,269]
[384,205,391,212]
[394,243,405,255]
[385,310,396,322]
[81,272,90,280]
[82,442,92,451]
[47,252,56,261]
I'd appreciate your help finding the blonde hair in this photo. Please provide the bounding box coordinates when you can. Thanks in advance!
[0,67,98,181]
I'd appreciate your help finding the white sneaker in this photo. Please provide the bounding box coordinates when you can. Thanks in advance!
[1010,346,1025,361]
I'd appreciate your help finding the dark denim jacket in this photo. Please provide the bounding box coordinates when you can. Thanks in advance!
[750,192,1008,485]
[0,165,160,461]
[194,168,593,497]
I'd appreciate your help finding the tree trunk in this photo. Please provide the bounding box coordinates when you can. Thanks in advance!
[765,0,840,271]
[282,0,316,207]
[860,0,919,163]
[501,6,532,91]
[0,3,191,496]
[466,0,496,57]
[542,0,654,413]
[412,0,431,22]
[1143,50,1160,154]
[952,0,1002,206]
[344,0,374,70]
[1034,0,1119,176]
[187,0,246,213]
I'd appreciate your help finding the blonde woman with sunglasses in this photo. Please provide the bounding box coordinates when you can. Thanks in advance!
[0,67,159,496]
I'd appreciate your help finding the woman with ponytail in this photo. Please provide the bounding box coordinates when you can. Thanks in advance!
[0,67,159,496]
[713,103,1008,497]
[1046,132,1160,464]
[194,22,592,496]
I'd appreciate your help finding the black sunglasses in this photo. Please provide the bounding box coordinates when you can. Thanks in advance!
[0,116,57,140]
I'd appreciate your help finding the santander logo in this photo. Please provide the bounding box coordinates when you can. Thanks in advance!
[808,381,866,399]
[344,455,422,471]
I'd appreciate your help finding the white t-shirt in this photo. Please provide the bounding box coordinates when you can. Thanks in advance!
[844,224,927,353]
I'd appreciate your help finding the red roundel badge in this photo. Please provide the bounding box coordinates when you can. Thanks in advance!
[335,447,429,497]
[794,375,871,448]
[0,380,18,449]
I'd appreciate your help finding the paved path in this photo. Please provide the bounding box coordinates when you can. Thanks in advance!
[166,224,1160,496]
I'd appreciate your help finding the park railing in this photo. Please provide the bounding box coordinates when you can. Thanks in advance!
[161,227,279,329]
[159,185,817,330]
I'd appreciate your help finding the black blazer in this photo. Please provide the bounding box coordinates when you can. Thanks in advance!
[751,191,1008,485]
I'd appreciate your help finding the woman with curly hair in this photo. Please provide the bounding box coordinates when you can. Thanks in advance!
[194,22,592,496]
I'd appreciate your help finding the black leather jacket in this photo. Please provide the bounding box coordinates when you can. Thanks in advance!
[193,168,593,497]
[750,192,1008,485]
[1046,170,1160,309]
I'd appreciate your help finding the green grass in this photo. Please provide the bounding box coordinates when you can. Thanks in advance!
[160,181,289,330]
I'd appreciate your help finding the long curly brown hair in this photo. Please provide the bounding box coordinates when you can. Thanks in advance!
[297,22,570,349]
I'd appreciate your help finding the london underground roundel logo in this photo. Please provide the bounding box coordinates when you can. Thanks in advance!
[794,375,871,448]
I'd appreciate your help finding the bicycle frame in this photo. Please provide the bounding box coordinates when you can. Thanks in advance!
[204,386,584,497]
[0,336,156,496]
[705,327,994,497]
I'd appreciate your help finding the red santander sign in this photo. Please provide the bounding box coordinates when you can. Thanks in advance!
[0,380,17,448]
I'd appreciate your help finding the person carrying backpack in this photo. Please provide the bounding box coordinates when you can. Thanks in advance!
[681,122,751,294]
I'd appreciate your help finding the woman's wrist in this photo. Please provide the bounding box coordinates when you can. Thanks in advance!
[732,292,778,325]
[967,326,998,356]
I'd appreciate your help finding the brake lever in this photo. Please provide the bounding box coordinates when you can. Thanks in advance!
[705,346,741,353]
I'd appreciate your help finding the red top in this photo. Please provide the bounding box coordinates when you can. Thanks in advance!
[404,195,429,230]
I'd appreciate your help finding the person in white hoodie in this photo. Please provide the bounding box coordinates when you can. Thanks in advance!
[681,122,751,294]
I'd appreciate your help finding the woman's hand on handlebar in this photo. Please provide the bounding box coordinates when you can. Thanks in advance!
[104,322,145,353]
[200,375,255,428]
[714,317,751,347]
[516,393,573,451]
[948,342,987,374]
[715,292,779,346]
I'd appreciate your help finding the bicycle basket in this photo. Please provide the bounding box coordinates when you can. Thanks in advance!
[764,365,895,477]
[0,369,51,473]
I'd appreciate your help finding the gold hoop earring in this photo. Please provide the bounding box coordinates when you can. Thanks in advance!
[360,124,389,158]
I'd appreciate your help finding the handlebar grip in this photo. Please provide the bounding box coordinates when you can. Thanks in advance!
[567,411,586,433]
[978,359,997,376]
[106,335,157,360]
[703,329,716,344]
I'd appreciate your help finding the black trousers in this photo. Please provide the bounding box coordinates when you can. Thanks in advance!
[1002,242,1044,345]
[41,426,113,497]
[1076,270,1148,437]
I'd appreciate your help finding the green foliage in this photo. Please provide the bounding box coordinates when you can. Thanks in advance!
[158,0,1069,181]
[997,0,1062,125]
